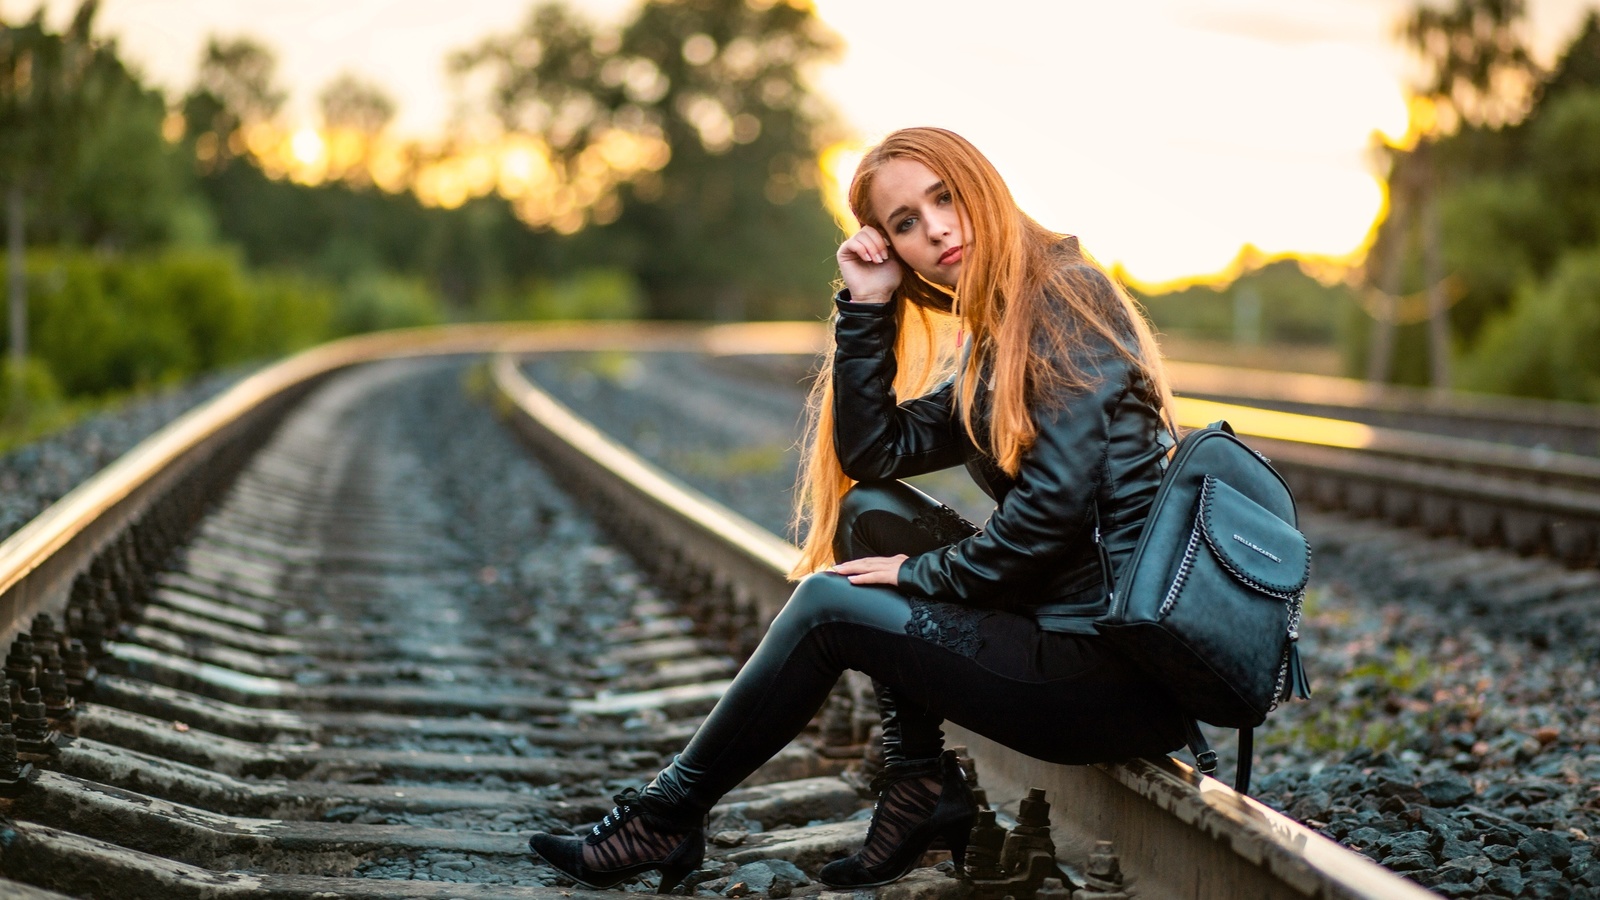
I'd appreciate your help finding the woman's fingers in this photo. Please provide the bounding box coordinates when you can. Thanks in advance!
[831,554,907,586]
[842,226,888,263]
[837,227,901,303]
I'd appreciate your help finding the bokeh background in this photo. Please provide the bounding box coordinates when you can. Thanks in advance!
[3,0,1599,439]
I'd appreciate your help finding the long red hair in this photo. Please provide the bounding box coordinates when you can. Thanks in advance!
[789,127,1172,578]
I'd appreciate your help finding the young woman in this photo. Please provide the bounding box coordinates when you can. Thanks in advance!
[528,126,1189,891]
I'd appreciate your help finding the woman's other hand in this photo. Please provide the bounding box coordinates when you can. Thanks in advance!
[837,226,902,304]
[831,554,907,586]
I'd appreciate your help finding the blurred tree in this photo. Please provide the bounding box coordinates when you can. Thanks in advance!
[1401,0,1540,131]
[0,0,113,384]
[1530,10,1600,104]
[318,72,397,185]
[181,36,286,171]
[1135,254,1354,348]
[1364,0,1541,388]
[194,157,559,309]
[1358,4,1600,399]
[63,65,202,250]
[455,0,844,319]
[319,72,396,134]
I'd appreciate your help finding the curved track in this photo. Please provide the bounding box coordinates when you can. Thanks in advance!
[0,322,1558,899]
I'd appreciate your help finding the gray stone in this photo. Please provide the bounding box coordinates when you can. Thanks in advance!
[710,809,764,836]
[1522,873,1575,900]
[1437,855,1492,877]
[696,876,730,896]
[1429,879,1483,899]
[1383,831,1431,855]
[1382,849,1435,872]
[1419,777,1475,807]
[1483,843,1518,864]
[1437,837,1481,861]
[875,867,973,900]
[725,820,868,871]
[1372,775,1426,804]
[1518,830,1574,867]
[1287,788,1332,820]
[1483,866,1525,896]
[726,864,774,890]
[725,859,810,895]
[1415,806,1468,836]
[1345,826,1384,848]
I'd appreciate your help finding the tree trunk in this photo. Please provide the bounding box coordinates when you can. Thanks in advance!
[1366,201,1407,385]
[7,182,25,372]
[1423,193,1452,391]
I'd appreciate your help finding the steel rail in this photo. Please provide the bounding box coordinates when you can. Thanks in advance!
[490,351,1438,900]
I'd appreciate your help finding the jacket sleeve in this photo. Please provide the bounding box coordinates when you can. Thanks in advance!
[896,338,1132,606]
[831,292,970,480]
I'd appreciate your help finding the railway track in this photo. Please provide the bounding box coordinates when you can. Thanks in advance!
[693,326,1600,568]
[0,322,1553,899]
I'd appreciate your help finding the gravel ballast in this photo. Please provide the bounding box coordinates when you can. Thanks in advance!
[0,370,247,541]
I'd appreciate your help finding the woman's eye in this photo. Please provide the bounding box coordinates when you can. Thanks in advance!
[894,216,916,234]
[938,191,952,205]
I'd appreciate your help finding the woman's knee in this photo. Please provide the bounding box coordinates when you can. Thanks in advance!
[775,573,911,638]
[839,481,938,526]
[836,481,950,560]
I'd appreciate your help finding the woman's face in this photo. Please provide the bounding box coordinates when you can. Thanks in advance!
[869,157,969,288]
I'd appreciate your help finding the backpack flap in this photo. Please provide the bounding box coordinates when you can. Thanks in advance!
[1199,477,1309,598]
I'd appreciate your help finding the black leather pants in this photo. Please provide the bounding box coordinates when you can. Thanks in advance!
[644,481,1188,817]
[832,482,983,768]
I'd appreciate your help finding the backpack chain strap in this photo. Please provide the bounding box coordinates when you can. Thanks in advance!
[1158,521,1204,619]
[1269,591,1305,711]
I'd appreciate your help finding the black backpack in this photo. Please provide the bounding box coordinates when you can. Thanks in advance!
[1093,421,1311,792]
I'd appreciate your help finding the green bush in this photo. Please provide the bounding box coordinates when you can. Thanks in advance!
[249,271,337,352]
[0,248,337,398]
[1439,174,1563,340]
[0,357,65,424]
[1137,257,1352,347]
[332,271,445,335]
[479,269,644,321]
[1459,244,1600,402]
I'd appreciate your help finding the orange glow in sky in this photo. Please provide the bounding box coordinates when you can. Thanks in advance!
[4,0,1595,283]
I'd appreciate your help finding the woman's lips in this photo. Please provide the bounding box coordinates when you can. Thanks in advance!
[939,246,963,265]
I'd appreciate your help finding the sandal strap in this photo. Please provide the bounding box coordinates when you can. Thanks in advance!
[869,756,945,795]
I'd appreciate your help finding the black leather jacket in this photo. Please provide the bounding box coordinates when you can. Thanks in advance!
[831,265,1173,634]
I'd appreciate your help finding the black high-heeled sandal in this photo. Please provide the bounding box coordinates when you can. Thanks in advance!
[819,749,977,888]
[528,788,705,892]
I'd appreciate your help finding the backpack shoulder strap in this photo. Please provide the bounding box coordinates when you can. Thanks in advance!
[1181,719,1254,795]
[1182,717,1216,777]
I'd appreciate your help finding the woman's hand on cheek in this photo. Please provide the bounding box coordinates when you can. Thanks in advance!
[837,226,902,304]
[831,554,908,586]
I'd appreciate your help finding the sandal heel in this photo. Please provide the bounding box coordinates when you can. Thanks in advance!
[819,749,979,888]
[658,862,694,894]
[941,812,976,870]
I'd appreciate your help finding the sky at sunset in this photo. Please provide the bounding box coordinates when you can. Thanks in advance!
[5,0,1596,283]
